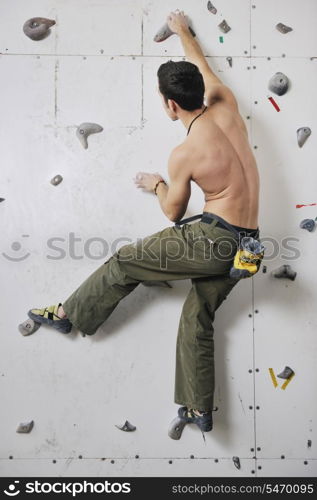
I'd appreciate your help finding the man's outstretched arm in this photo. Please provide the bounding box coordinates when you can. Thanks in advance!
[167,11,238,109]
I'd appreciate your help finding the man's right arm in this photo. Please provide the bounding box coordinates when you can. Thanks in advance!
[167,11,239,110]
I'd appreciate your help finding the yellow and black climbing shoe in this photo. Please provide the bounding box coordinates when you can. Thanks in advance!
[178,406,213,432]
[28,303,72,334]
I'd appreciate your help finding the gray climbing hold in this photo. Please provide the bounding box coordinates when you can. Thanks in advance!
[207,1,217,14]
[16,420,34,433]
[50,175,63,186]
[23,18,56,41]
[153,22,195,42]
[271,264,296,281]
[300,218,315,232]
[276,23,293,34]
[0,198,5,203]
[19,319,41,336]
[232,456,241,469]
[297,127,311,148]
[307,439,312,448]
[168,416,187,440]
[142,281,172,288]
[218,20,231,33]
[115,420,136,432]
[226,56,233,67]
[277,366,294,379]
[268,72,289,96]
[76,123,103,149]
[153,23,174,42]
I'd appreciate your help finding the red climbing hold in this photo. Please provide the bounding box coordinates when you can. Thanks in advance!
[268,96,280,112]
[296,203,317,209]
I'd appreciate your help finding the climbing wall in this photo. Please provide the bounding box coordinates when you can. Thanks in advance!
[0,0,316,478]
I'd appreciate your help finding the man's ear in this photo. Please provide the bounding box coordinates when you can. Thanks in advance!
[167,99,178,114]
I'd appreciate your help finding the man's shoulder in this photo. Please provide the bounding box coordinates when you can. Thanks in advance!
[168,144,192,179]
[169,142,192,162]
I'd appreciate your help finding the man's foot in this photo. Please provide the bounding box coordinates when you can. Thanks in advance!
[28,303,72,334]
[178,406,213,432]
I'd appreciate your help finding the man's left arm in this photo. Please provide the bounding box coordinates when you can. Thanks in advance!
[134,150,191,222]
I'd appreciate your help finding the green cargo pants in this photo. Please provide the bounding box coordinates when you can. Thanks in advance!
[62,218,240,411]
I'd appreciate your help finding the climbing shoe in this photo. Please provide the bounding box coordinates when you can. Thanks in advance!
[28,303,72,334]
[178,406,213,432]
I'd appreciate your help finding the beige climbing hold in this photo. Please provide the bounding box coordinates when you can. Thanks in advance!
[16,420,34,433]
[76,123,103,149]
[23,18,56,41]
[18,319,41,336]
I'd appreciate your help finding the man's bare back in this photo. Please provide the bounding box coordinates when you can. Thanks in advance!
[135,11,260,230]
[180,101,259,229]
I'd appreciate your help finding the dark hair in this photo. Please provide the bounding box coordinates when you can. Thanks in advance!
[157,60,205,111]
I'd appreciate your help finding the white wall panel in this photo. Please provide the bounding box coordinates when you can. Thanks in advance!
[251,0,317,57]
[0,0,142,56]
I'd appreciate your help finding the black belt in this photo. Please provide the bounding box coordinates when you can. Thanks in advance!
[175,212,259,238]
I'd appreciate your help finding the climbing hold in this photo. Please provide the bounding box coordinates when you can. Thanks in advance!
[0,198,5,203]
[115,420,136,432]
[226,56,233,67]
[277,366,294,379]
[18,319,41,336]
[268,72,289,96]
[50,175,63,186]
[142,281,172,288]
[168,416,187,440]
[76,123,103,149]
[23,18,56,41]
[276,23,293,34]
[296,202,317,209]
[268,96,281,112]
[269,368,278,388]
[297,127,311,148]
[271,264,296,281]
[207,1,217,14]
[16,420,34,433]
[153,22,195,42]
[300,219,315,232]
[262,265,267,273]
[232,456,241,469]
[307,440,312,448]
[218,20,231,33]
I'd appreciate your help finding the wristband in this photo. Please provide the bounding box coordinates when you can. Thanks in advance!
[154,179,166,195]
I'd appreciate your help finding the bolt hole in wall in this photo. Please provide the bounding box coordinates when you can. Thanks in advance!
[0,0,316,480]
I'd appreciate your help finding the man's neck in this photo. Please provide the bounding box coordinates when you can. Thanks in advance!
[178,105,207,131]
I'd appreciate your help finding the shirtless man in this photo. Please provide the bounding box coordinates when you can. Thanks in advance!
[28,11,260,435]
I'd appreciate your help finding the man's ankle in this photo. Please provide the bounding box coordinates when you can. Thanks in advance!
[57,305,67,319]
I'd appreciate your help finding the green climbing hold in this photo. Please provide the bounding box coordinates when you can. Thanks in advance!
[219,36,224,43]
